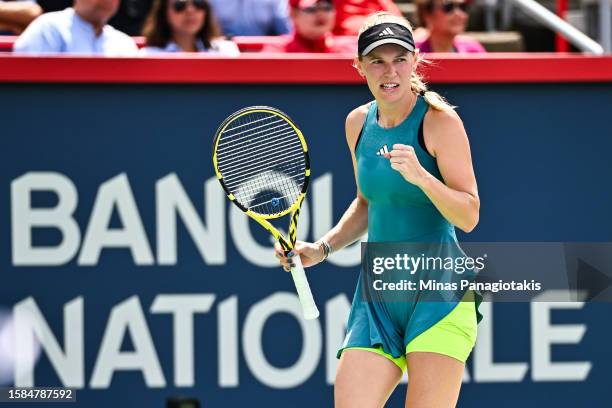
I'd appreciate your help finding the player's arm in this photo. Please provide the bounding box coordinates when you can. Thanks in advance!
[389,108,479,232]
[276,105,369,269]
[317,105,369,252]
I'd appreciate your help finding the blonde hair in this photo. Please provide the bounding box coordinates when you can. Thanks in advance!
[357,12,454,112]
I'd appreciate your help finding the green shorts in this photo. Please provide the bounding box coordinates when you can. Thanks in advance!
[343,291,478,373]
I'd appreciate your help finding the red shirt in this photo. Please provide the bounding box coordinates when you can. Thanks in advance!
[263,32,356,53]
[333,0,402,35]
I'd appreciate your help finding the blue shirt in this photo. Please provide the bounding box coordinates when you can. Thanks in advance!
[13,8,138,55]
[208,0,291,36]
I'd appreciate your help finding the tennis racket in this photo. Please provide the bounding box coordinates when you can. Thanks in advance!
[212,106,319,320]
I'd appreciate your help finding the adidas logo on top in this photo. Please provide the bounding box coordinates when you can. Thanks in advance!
[375,144,390,156]
[378,27,395,36]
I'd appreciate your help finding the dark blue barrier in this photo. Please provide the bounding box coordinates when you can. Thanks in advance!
[1,81,611,407]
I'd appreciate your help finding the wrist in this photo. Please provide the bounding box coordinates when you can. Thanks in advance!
[415,171,435,190]
[315,239,332,262]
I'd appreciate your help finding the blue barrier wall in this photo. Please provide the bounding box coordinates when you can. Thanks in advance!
[1,82,611,407]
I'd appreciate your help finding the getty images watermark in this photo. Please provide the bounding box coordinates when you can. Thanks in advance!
[360,242,612,302]
[370,252,542,293]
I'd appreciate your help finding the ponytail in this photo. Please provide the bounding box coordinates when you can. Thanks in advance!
[410,53,455,111]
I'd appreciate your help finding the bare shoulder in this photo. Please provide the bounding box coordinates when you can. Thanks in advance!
[345,104,370,151]
[424,107,467,139]
[423,106,469,156]
[424,106,464,129]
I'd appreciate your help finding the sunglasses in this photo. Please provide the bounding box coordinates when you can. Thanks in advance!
[299,2,334,13]
[171,0,207,12]
[440,1,470,13]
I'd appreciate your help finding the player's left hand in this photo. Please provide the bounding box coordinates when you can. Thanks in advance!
[384,144,429,187]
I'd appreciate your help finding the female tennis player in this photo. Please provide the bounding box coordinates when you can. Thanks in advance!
[276,11,482,407]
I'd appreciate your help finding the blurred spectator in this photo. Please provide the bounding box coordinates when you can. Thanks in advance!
[264,0,355,53]
[208,0,291,37]
[13,0,137,54]
[36,0,154,35]
[0,0,42,34]
[141,0,239,54]
[332,0,401,35]
[415,0,485,53]
[108,0,153,35]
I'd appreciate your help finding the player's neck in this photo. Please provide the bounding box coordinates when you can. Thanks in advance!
[377,93,417,129]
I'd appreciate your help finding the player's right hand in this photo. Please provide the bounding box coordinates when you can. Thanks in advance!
[274,241,325,271]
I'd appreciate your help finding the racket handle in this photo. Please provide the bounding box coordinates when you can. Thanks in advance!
[290,255,320,320]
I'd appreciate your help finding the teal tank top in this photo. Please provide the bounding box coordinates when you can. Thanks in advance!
[356,95,455,243]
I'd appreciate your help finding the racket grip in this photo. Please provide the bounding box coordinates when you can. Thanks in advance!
[290,255,320,320]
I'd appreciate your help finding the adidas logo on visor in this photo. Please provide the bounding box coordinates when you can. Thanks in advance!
[375,144,390,156]
[358,23,415,56]
[378,27,395,36]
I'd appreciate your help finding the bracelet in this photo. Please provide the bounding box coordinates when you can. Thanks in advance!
[316,239,332,261]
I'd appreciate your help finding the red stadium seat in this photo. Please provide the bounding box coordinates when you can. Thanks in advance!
[1,35,357,53]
